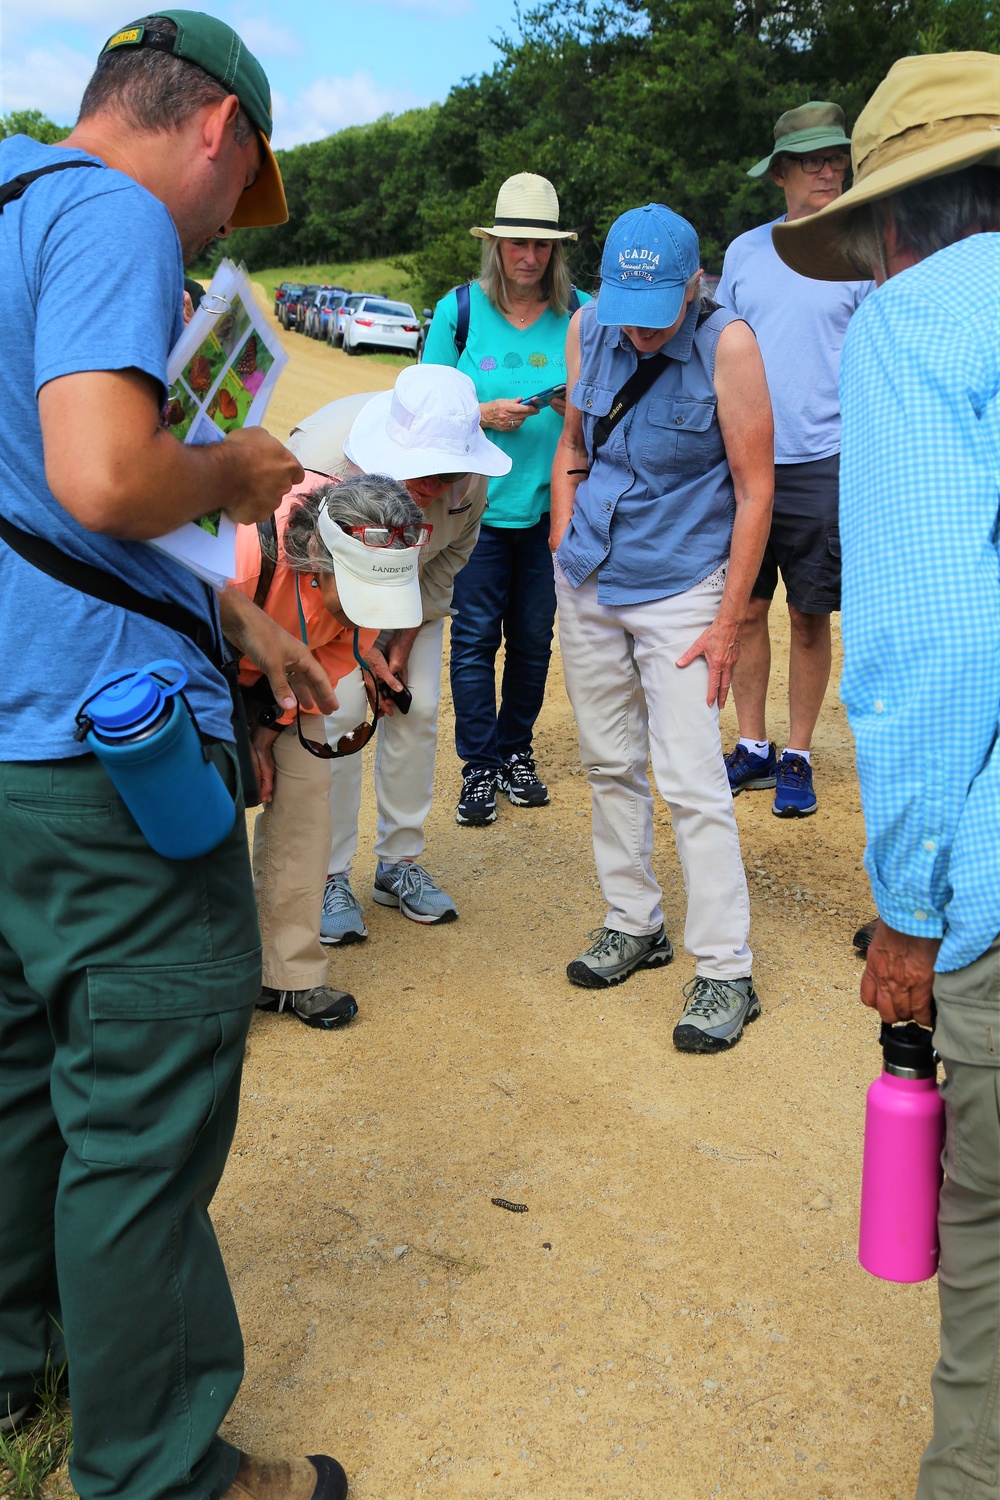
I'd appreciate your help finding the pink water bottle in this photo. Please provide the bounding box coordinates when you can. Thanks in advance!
[859,1022,944,1282]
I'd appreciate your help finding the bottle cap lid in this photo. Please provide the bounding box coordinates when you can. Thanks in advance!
[86,660,186,738]
[879,1021,936,1078]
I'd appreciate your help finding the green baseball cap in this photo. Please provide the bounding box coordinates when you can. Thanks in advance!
[747,101,852,178]
[100,10,287,225]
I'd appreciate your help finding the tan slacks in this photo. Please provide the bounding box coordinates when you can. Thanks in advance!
[917,936,1000,1500]
[252,725,332,991]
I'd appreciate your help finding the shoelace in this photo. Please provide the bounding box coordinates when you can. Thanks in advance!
[323,877,361,916]
[681,977,742,1018]
[463,771,496,803]
[586,926,630,960]
[384,861,436,902]
[505,755,540,786]
[778,755,811,787]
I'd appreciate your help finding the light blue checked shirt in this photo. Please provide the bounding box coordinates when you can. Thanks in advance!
[839,234,1000,973]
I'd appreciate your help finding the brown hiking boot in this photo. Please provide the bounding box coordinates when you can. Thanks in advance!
[220,1454,348,1500]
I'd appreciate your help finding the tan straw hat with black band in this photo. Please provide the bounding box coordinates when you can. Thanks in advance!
[773,51,1000,281]
[471,173,577,240]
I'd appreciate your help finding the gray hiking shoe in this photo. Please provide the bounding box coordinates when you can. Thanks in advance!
[257,985,358,1030]
[566,925,673,989]
[320,872,368,946]
[372,860,458,924]
[672,975,761,1053]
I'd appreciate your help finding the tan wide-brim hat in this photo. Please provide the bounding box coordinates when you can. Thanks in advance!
[773,51,1000,281]
[471,172,577,240]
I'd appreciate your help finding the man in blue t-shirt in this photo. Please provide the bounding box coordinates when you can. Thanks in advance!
[0,14,345,1500]
[717,102,873,818]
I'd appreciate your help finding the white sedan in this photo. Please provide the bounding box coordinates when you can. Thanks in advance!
[342,296,423,357]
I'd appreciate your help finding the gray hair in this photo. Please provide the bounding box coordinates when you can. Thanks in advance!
[479,234,572,318]
[282,474,423,575]
[837,165,1000,277]
[78,16,253,145]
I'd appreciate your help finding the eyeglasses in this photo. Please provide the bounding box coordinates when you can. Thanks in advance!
[296,652,383,760]
[346,523,433,548]
[791,150,850,175]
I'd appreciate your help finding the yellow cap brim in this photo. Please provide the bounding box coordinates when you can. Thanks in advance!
[772,131,1000,280]
[231,133,288,228]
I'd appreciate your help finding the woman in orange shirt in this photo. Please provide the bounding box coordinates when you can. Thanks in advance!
[232,473,425,1029]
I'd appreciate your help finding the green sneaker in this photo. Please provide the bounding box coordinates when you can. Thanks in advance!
[672,975,761,1053]
[566,925,673,989]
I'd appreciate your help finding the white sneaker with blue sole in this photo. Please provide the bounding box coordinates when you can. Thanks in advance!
[372,860,458,924]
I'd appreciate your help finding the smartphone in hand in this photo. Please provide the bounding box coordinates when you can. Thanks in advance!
[379,681,412,714]
[518,382,567,409]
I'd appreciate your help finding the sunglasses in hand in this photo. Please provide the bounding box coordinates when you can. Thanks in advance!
[296,656,383,760]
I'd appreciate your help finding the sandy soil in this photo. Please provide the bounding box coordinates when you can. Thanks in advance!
[46,305,941,1500]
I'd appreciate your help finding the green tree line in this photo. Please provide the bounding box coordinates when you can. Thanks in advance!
[7,0,997,304]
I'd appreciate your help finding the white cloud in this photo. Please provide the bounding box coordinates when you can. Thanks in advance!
[1,44,93,122]
[272,71,428,148]
[237,16,304,59]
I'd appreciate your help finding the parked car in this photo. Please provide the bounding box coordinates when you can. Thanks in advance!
[277,283,306,329]
[414,308,434,362]
[305,287,349,340]
[281,283,320,331]
[329,292,372,347]
[273,280,294,317]
[342,296,424,357]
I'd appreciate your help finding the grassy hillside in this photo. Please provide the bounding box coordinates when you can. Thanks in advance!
[252,257,423,308]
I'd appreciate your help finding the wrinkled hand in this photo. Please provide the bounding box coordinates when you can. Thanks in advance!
[482,398,540,433]
[364,644,404,715]
[250,724,280,803]
[219,428,304,526]
[219,588,338,715]
[676,617,741,708]
[860,922,941,1028]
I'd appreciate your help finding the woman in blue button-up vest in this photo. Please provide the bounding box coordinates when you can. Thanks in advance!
[551,204,774,1055]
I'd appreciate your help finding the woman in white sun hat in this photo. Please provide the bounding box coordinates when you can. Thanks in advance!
[422,172,591,827]
[231,473,426,1031]
[283,365,510,941]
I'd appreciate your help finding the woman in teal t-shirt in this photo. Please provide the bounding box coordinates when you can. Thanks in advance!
[422,172,589,827]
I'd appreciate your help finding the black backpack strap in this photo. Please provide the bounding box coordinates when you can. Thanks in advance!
[454,282,471,357]
[252,515,278,610]
[591,353,670,455]
[0,159,101,213]
[0,512,221,666]
[568,286,581,316]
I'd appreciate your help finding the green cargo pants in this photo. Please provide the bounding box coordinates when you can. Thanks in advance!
[917,937,1000,1500]
[0,751,261,1500]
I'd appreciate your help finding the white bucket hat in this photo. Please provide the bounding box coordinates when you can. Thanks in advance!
[344,365,512,482]
[470,172,577,241]
[316,508,422,629]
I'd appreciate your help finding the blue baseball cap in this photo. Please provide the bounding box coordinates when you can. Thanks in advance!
[596,204,700,327]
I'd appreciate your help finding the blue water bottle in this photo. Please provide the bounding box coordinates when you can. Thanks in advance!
[77,659,236,860]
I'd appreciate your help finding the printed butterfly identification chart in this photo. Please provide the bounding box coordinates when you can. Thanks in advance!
[149,258,288,587]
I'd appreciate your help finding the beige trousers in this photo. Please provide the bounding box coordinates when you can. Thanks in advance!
[252,725,332,991]
[916,937,1000,1500]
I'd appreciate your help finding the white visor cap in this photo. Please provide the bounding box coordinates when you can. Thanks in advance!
[316,509,423,630]
[345,365,512,482]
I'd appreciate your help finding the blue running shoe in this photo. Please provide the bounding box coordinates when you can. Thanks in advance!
[372,860,458,924]
[725,741,777,794]
[320,872,368,946]
[772,752,818,817]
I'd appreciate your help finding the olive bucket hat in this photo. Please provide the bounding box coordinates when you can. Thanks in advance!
[747,101,852,177]
[773,51,1000,280]
[100,10,288,226]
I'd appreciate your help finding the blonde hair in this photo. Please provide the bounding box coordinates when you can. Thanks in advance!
[478,235,572,318]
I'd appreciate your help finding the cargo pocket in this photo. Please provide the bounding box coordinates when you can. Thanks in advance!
[82,948,260,1167]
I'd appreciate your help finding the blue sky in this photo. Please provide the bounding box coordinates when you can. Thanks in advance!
[0,0,515,148]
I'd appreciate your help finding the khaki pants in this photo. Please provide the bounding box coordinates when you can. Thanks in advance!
[253,725,332,991]
[555,563,752,978]
[917,937,1000,1499]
